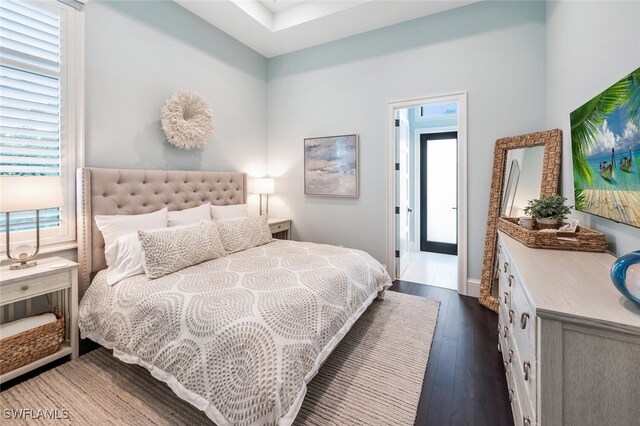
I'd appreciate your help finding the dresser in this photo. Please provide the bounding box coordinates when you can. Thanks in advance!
[496,232,640,426]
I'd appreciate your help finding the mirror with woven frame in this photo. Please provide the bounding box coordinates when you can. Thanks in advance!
[479,129,562,312]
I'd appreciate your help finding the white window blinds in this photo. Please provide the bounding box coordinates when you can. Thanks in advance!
[0,0,62,232]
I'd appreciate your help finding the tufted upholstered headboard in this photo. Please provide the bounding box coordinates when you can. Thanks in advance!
[77,167,247,298]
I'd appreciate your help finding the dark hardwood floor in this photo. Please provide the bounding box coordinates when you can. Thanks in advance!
[3,280,513,426]
[390,280,514,426]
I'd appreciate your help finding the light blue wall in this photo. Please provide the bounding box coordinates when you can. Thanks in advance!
[85,0,268,175]
[546,0,640,256]
[80,0,639,283]
[267,0,548,279]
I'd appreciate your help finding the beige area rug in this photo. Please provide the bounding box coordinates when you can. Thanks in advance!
[1,291,439,425]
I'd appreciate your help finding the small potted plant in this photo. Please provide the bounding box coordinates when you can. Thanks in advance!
[524,195,572,229]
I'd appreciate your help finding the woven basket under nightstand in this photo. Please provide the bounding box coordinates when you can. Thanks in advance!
[497,217,608,252]
[0,313,65,374]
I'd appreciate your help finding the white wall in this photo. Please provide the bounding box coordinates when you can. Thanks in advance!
[267,1,547,279]
[546,0,640,256]
[85,0,268,176]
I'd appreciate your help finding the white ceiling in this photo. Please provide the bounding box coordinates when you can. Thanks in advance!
[174,0,477,58]
[258,0,309,14]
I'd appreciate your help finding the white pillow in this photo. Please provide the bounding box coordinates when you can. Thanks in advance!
[95,207,168,267]
[168,203,211,227]
[210,204,248,220]
[105,233,146,285]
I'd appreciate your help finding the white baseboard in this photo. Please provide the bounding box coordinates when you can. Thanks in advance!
[466,278,480,298]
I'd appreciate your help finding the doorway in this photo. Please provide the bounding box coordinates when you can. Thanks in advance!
[388,93,468,295]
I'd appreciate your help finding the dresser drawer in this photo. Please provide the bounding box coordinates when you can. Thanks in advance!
[498,247,514,312]
[269,221,290,234]
[521,402,536,426]
[499,304,516,351]
[505,356,515,404]
[499,319,511,351]
[512,337,537,421]
[1,270,71,305]
[498,311,508,358]
[511,274,536,361]
[508,349,537,426]
[497,243,508,286]
[507,365,525,426]
[499,314,518,373]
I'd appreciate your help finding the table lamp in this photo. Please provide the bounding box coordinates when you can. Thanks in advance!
[250,177,275,218]
[0,176,64,270]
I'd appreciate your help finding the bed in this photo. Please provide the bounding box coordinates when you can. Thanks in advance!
[76,168,392,426]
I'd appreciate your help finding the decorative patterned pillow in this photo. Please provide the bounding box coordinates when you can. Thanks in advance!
[216,216,273,253]
[138,222,226,279]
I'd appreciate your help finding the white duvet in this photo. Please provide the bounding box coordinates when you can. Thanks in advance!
[78,240,392,425]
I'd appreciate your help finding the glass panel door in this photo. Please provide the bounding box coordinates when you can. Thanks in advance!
[420,132,457,254]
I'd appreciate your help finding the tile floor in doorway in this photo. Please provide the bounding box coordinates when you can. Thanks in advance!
[400,251,458,290]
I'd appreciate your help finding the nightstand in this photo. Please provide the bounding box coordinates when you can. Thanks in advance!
[0,257,78,384]
[267,218,291,240]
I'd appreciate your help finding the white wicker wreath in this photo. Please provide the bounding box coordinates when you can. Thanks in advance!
[161,90,214,150]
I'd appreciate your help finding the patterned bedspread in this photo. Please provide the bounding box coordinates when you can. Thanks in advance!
[78,240,392,426]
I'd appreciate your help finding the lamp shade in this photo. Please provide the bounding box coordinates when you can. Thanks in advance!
[250,177,275,195]
[0,176,64,212]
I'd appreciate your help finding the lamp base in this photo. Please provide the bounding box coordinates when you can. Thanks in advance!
[10,260,37,270]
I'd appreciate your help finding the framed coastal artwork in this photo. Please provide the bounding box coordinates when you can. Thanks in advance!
[570,66,640,228]
[304,134,359,197]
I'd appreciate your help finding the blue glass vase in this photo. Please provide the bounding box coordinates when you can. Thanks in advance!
[611,250,640,306]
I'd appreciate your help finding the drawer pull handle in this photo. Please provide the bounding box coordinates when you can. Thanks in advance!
[503,326,508,338]
[503,292,509,304]
[508,309,514,324]
[523,416,531,426]
[523,361,531,381]
[508,389,513,403]
[520,313,530,329]
[508,350,513,364]
[503,261,509,272]
[508,275,514,287]
[21,285,29,291]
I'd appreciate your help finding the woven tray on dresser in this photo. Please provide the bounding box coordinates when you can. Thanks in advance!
[497,217,608,252]
[0,313,65,374]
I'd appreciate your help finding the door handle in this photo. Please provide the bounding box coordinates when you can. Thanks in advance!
[520,313,530,330]
[523,361,531,381]
[451,207,458,210]
[407,208,413,213]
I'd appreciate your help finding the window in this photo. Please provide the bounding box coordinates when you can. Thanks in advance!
[0,0,83,248]
[414,101,459,123]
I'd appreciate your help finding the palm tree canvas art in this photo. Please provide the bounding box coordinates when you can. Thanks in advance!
[571,67,640,228]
